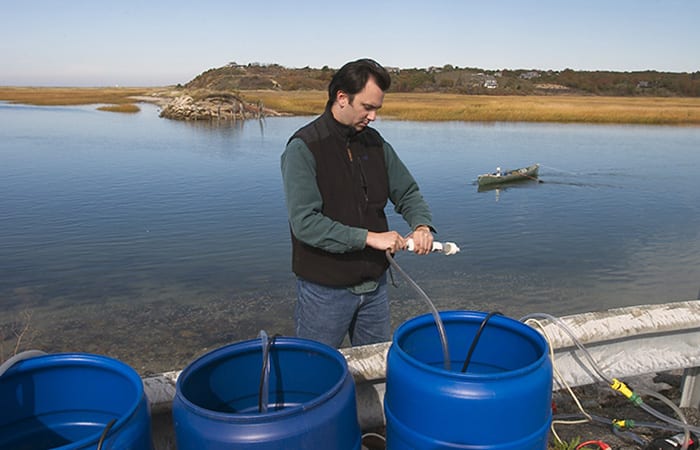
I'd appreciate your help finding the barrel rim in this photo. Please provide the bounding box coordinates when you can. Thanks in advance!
[175,336,351,422]
[0,352,145,448]
[391,310,549,380]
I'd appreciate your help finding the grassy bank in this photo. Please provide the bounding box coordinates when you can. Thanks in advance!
[248,90,700,125]
[2,86,700,125]
[96,103,141,113]
[0,86,152,105]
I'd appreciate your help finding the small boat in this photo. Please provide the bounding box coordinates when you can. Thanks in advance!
[477,163,540,186]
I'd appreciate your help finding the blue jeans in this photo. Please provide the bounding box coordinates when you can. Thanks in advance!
[294,274,390,348]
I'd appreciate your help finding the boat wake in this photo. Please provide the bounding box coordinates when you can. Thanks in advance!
[538,165,630,188]
[542,179,622,189]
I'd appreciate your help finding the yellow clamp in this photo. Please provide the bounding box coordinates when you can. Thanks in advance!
[612,418,635,429]
[611,378,643,405]
[610,378,633,398]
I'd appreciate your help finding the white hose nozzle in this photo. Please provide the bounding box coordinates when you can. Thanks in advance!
[406,239,460,256]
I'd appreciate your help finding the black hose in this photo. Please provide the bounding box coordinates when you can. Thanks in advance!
[555,414,631,448]
[460,311,501,373]
[555,413,677,432]
[258,334,280,413]
[385,249,451,370]
[612,425,647,446]
[96,418,117,450]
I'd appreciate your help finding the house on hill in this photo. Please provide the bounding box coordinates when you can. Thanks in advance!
[519,71,541,80]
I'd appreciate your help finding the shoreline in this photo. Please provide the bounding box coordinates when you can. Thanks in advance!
[143,297,700,448]
[2,86,700,125]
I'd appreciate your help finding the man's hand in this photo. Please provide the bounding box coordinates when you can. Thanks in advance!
[409,226,434,255]
[366,231,406,253]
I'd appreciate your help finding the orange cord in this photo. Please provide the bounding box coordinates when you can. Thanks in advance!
[576,441,611,450]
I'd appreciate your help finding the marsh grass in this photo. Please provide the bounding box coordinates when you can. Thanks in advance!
[97,103,141,113]
[399,94,700,125]
[2,87,700,125]
[0,86,152,106]
[248,90,700,125]
[244,90,326,115]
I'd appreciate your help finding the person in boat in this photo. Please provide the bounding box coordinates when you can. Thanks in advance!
[281,58,435,348]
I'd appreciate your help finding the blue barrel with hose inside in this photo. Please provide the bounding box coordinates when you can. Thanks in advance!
[172,336,361,449]
[0,352,153,450]
[385,310,552,449]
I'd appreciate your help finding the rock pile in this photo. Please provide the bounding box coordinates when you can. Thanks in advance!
[159,94,279,121]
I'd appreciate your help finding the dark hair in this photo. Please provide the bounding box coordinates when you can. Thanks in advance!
[327,58,391,109]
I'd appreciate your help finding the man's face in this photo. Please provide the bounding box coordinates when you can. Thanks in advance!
[336,77,384,131]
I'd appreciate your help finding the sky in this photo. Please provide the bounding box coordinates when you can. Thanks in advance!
[2,0,699,87]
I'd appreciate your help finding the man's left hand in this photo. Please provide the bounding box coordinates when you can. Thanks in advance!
[410,226,434,255]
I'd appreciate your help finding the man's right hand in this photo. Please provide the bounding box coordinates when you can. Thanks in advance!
[366,231,406,253]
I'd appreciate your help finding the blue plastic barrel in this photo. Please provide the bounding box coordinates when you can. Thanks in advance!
[172,336,361,449]
[385,311,552,449]
[0,352,153,450]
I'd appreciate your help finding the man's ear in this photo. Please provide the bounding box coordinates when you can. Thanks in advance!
[336,90,349,108]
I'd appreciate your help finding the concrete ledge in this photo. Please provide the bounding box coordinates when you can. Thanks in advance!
[143,299,700,429]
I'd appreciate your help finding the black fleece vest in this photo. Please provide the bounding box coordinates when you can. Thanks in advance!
[290,111,390,287]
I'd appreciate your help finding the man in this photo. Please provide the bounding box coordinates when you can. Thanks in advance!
[281,58,435,348]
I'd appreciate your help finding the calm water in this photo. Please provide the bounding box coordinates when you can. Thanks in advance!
[1,102,699,373]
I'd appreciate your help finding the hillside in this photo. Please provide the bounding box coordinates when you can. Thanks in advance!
[184,62,700,97]
[185,63,331,91]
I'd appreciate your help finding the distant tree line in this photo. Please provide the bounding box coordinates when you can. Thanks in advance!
[549,69,700,96]
[184,63,700,97]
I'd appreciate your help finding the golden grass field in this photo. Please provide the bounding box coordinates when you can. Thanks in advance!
[2,86,700,125]
[0,87,152,106]
[248,90,700,125]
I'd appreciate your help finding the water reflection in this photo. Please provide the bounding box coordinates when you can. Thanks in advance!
[476,179,541,202]
[172,115,256,133]
[476,178,541,192]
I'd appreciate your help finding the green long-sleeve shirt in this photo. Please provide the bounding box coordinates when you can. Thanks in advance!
[281,136,434,254]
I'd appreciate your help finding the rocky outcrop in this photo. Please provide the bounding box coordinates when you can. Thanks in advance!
[159,93,281,121]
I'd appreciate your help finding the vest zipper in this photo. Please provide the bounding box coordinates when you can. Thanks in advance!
[347,141,369,208]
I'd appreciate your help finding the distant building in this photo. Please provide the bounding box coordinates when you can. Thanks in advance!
[484,78,498,89]
[519,71,541,80]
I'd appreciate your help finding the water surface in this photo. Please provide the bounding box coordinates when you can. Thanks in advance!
[1,103,699,373]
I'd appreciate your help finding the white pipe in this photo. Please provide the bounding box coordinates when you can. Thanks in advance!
[405,239,460,255]
[0,350,46,377]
